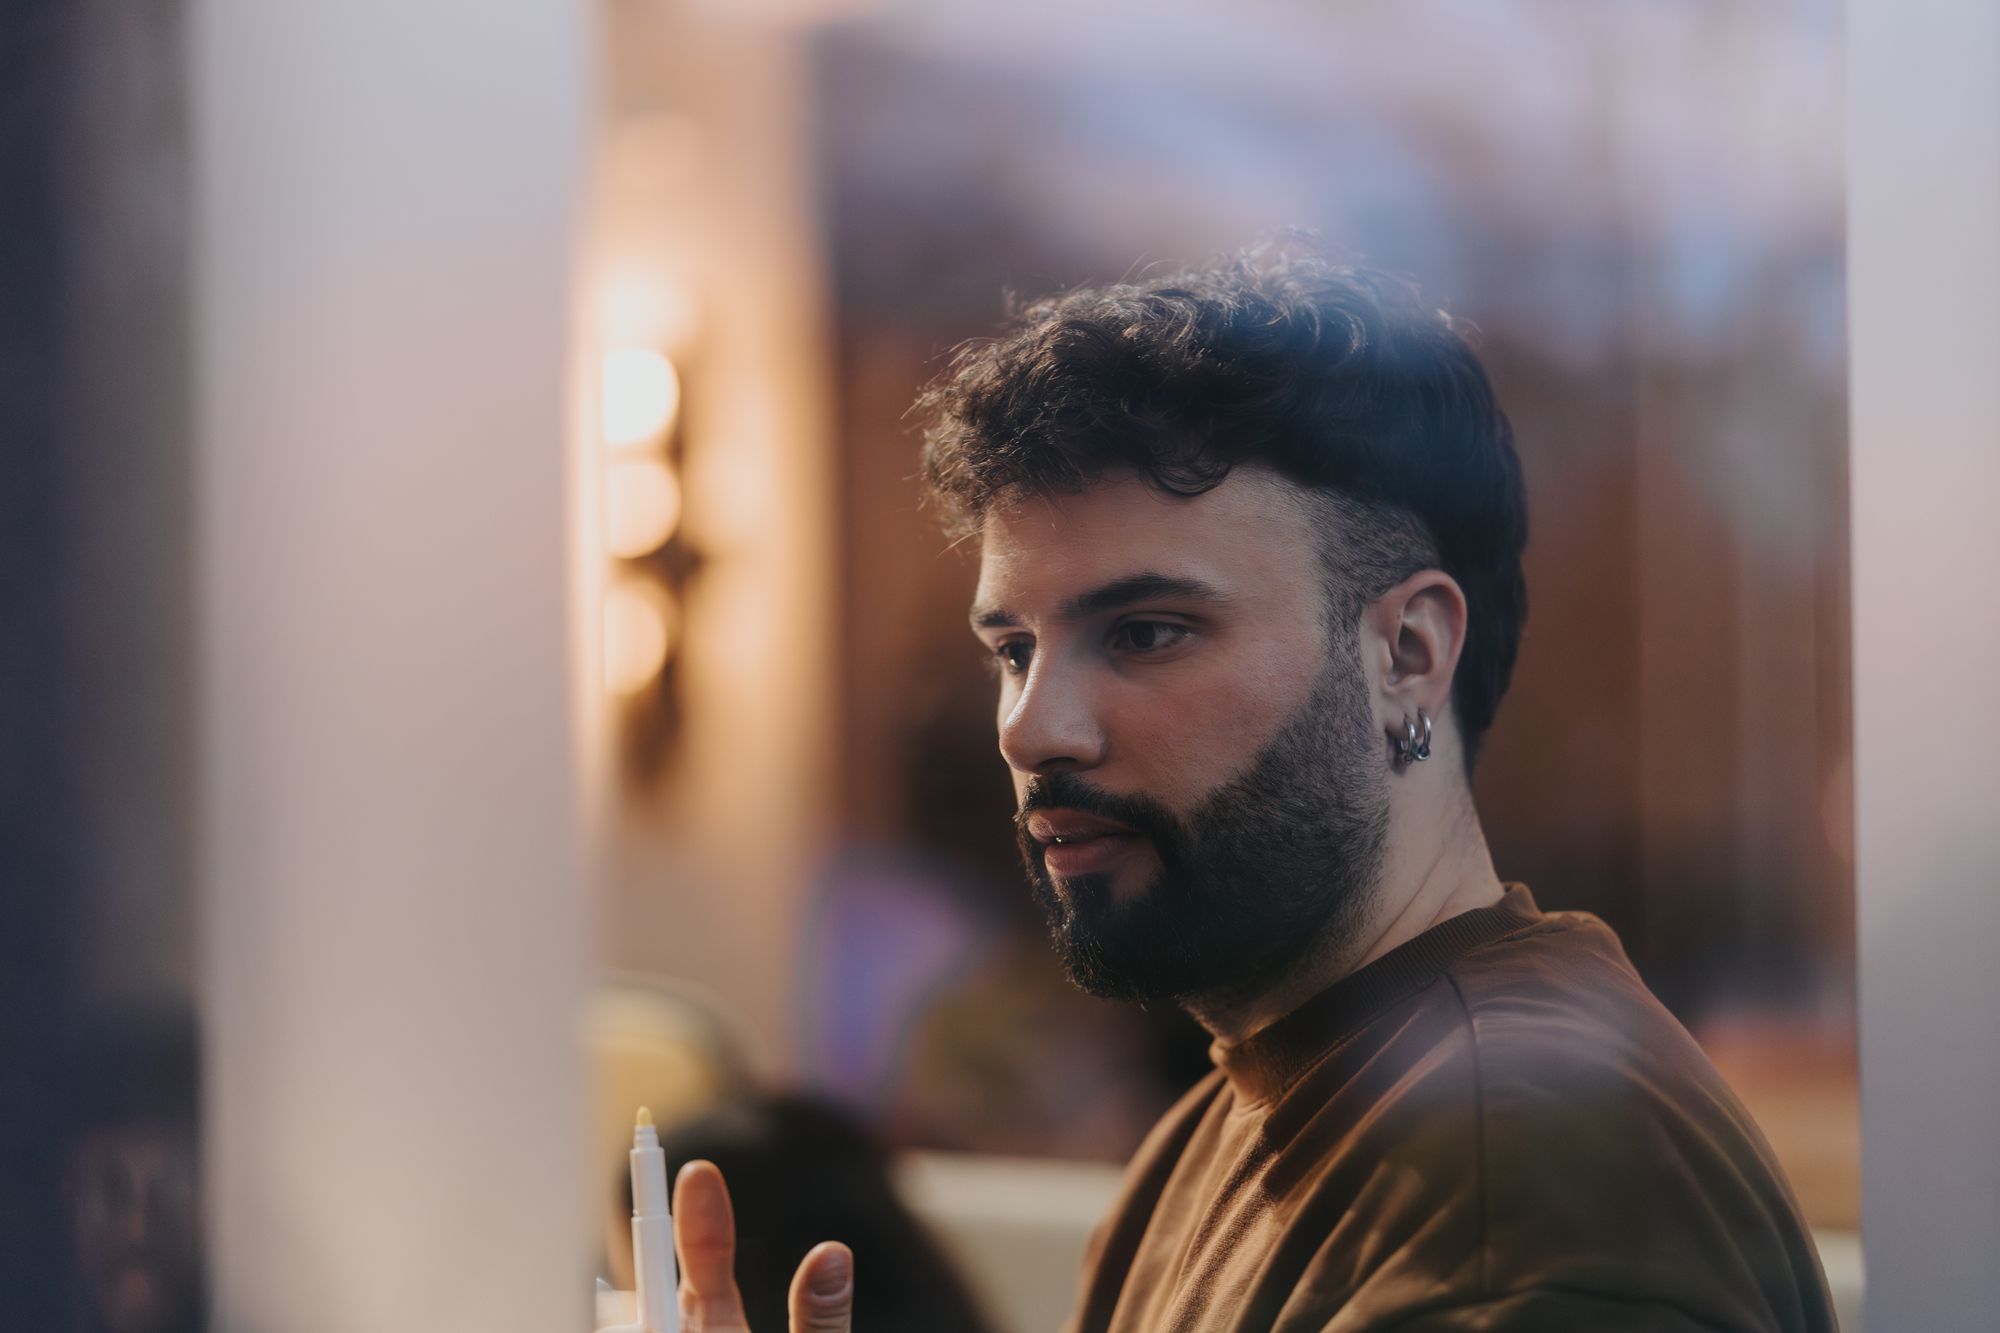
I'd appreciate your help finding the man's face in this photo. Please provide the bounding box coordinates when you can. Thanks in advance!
[972,467,1388,1005]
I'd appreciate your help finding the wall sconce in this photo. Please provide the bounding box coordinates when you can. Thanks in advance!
[599,338,697,753]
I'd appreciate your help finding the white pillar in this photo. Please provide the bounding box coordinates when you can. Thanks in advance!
[192,2,592,1330]
[1849,0,2000,1324]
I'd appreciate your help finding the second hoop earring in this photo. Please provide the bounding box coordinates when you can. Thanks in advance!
[1397,709,1433,765]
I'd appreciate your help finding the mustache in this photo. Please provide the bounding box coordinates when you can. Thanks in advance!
[1015,771,1189,858]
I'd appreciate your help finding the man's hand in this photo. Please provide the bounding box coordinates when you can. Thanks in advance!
[673,1159,854,1333]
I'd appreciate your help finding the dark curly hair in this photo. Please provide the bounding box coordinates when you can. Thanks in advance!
[917,246,1528,766]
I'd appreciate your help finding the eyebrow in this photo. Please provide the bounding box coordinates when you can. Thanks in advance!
[971,572,1227,630]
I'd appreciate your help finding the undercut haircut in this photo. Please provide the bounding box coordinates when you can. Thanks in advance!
[917,245,1529,767]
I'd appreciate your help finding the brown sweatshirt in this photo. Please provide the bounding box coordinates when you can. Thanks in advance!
[1067,887,1835,1333]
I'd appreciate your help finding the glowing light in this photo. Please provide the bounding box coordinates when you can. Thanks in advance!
[606,459,682,559]
[604,583,675,694]
[602,348,680,447]
[599,272,698,354]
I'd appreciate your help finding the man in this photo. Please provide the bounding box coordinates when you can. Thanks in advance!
[671,250,1835,1333]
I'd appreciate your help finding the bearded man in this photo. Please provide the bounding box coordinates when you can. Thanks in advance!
[669,251,1836,1333]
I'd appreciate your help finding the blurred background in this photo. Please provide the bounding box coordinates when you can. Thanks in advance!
[591,0,1857,1326]
[3,0,1876,1330]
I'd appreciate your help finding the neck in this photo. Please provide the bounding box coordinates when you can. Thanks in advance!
[1184,767,1505,1045]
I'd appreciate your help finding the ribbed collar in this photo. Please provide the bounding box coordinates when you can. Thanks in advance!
[1211,884,1542,1106]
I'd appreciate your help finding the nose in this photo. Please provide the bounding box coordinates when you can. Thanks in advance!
[997,652,1107,775]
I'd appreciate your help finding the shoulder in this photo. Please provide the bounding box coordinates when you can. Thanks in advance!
[1450,910,1716,1102]
[1432,911,1830,1333]
[1322,909,1763,1229]
[1320,910,1703,1154]
[1446,910,1750,1159]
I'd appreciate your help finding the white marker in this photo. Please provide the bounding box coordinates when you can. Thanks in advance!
[600,1107,679,1333]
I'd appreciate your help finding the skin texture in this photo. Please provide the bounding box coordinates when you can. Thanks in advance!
[973,467,1505,1042]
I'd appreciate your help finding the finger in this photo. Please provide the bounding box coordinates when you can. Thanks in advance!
[674,1160,748,1333]
[787,1241,853,1333]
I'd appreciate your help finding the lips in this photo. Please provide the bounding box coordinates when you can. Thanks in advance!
[1026,808,1136,844]
[1027,808,1142,878]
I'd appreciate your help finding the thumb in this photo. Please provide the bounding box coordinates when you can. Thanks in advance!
[787,1241,852,1333]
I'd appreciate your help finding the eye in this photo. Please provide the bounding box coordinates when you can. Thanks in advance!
[991,639,1034,675]
[1110,619,1192,655]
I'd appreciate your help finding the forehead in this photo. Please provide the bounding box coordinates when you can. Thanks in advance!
[973,468,1321,614]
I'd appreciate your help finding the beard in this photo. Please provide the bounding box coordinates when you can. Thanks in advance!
[1015,656,1389,1009]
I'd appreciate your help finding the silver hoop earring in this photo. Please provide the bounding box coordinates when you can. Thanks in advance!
[1397,709,1433,764]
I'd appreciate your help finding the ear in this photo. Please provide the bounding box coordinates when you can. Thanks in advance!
[1360,569,1469,738]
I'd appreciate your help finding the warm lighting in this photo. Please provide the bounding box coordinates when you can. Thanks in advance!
[607,459,683,558]
[605,582,675,694]
[599,270,699,356]
[602,347,680,447]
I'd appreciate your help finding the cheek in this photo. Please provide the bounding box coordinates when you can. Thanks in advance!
[1105,651,1320,798]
